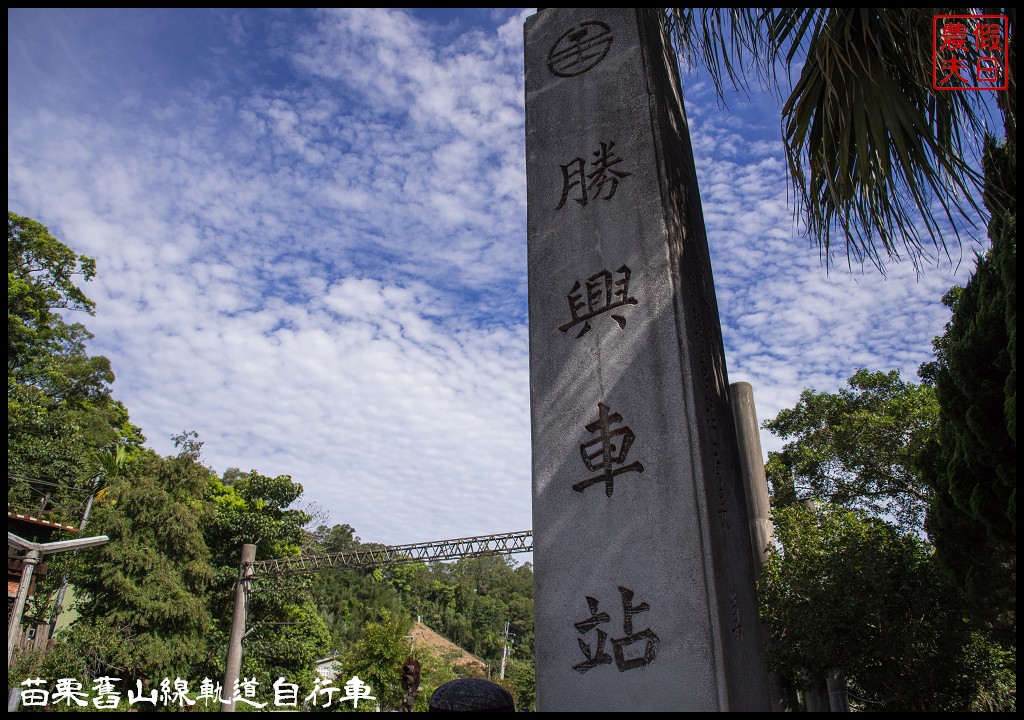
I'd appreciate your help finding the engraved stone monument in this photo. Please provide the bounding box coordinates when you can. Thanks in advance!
[526,8,771,711]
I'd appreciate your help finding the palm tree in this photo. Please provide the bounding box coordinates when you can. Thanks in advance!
[664,8,1016,272]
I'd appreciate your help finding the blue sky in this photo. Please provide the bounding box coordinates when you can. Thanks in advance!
[8,9,990,549]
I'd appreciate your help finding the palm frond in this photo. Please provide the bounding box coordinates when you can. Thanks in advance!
[665,8,776,101]
[665,8,1002,273]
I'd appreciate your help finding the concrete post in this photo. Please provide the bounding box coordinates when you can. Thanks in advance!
[805,678,831,712]
[729,381,776,570]
[7,549,42,667]
[730,381,799,712]
[827,667,850,712]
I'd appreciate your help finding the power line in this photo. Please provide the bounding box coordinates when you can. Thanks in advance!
[7,474,94,494]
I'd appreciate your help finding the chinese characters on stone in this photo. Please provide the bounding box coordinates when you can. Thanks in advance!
[573,586,660,673]
[728,591,744,640]
[557,141,632,209]
[933,15,1008,89]
[573,402,645,497]
[559,265,638,338]
[17,675,375,710]
[543,18,656,686]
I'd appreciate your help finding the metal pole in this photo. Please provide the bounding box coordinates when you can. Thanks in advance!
[499,621,510,680]
[7,533,109,671]
[7,549,42,667]
[48,489,98,641]
[221,543,256,712]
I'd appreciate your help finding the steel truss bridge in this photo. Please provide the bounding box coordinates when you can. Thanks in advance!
[248,530,533,579]
[220,530,533,708]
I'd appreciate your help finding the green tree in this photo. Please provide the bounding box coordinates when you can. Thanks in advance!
[312,522,363,554]
[7,214,334,695]
[921,131,1016,641]
[665,8,1013,270]
[503,657,536,712]
[337,609,412,711]
[306,524,408,657]
[7,381,89,517]
[50,441,214,686]
[763,368,937,531]
[8,212,142,524]
[205,468,309,559]
[8,211,96,375]
[203,466,330,692]
[314,567,406,654]
[760,503,1014,711]
[389,555,533,665]
[761,369,1015,710]
[304,528,536,708]
[412,645,460,712]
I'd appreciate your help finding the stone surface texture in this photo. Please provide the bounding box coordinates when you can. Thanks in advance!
[526,8,770,711]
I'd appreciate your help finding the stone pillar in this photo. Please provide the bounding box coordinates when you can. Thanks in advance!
[805,679,831,713]
[526,8,770,711]
[827,667,850,712]
[730,382,776,569]
[731,381,799,712]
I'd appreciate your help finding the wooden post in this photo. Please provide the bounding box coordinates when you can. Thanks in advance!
[221,543,256,712]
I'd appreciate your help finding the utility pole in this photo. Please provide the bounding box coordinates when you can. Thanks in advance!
[221,543,256,713]
[499,621,510,680]
[48,480,100,641]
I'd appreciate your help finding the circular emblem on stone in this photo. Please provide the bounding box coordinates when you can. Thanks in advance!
[548,20,613,77]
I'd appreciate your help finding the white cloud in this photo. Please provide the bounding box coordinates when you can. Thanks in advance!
[8,8,983,549]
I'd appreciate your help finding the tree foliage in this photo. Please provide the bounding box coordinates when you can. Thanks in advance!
[204,464,329,692]
[308,526,535,708]
[7,218,330,697]
[8,212,142,525]
[921,132,1016,641]
[58,444,214,685]
[7,381,90,515]
[761,364,1014,710]
[389,554,534,665]
[7,215,538,708]
[9,211,96,375]
[206,468,309,561]
[37,441,331,701]
[308,524,408,656]
[760,503,1015,711]
[763,368,937,531]
[336,609,411,711]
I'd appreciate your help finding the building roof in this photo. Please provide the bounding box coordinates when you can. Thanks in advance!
[410,621,486,672]
[8,512,80,533]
